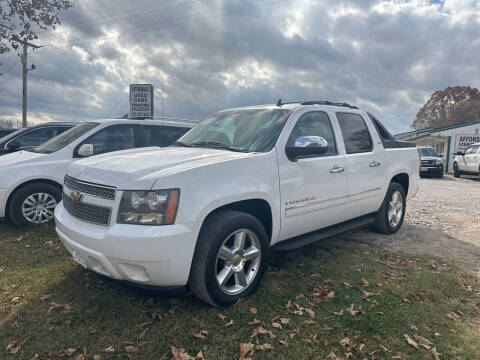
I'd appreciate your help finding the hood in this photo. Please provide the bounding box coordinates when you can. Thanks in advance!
[68,146,257,189]
[421,156,442,161]
[0,150,47,168]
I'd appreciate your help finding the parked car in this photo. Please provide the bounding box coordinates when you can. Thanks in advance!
[0,119,195,227]
[419,146,444,178]
[0,122,75,156]
[0,128,16,138]
[453,142,480,179]
[55,101,420,307]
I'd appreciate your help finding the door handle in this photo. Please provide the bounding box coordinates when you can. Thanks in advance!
[369,161,381,167]
[330,166,345,174]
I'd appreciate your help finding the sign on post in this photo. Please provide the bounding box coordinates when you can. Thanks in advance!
[129,84,153,118]
[454,134,480,153]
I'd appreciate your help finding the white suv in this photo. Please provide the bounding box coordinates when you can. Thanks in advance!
[453,143,480,179]
[0,119,195,227]
[55,102,420,307]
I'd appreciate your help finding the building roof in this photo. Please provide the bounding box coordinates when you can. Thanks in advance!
[395,120,480,139]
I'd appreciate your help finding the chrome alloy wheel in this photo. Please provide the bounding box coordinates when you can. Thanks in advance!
[21,193,57,224]
[387,190,403,228]
[215,229,262,295]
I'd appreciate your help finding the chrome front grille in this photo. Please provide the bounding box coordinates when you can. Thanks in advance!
[421,159,434,165]
[63,192,112,226]
[64,176,116,200]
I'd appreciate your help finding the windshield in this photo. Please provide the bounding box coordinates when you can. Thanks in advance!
[33,122,99,154]
[174,108,292,152]
[0,128,27,144]
[420,147,437,157]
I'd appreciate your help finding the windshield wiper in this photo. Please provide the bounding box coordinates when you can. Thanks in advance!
[188,141,251,153]
[170,141,194,147]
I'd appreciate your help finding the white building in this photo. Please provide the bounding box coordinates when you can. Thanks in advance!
[395,121,480,173]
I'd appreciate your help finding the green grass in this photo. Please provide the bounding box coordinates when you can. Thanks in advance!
[0,223,479,359]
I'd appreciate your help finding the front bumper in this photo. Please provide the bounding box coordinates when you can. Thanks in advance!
[55,202,200,287]
[0,188,8,218]
[420,166,443,176]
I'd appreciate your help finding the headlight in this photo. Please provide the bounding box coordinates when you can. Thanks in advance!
[434,159,443,166]
[117,189,180,225]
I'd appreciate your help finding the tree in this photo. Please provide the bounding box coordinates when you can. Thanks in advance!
[0,0,73,54]
[411,86,479,130]
[447,96,480,126]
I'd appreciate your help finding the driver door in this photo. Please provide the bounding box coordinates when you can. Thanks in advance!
[278,111,347,241]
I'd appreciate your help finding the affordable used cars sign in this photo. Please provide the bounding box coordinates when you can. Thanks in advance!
[129,84,153,118]
[455,134,480,152]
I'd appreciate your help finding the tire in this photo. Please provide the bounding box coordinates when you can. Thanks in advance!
[372,182,406,235]
[438,172,444,178]
[188,210,269,307]
[453,163,461,178]
[9,182,61,228]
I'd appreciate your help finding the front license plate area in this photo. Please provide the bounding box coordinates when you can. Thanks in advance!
[72,251,88,269]
[420,167,428,171]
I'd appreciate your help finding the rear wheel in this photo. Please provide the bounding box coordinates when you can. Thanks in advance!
[9,183,61,228]
[453,163,461,178]
[373,182,406,234]
[188,210,268,307]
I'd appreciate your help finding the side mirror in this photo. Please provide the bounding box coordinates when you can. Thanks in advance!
[6,140,21,151]
[286,136,328,161]
[77,144,94,157]
[438,154,443,158]
[456,151,464,156]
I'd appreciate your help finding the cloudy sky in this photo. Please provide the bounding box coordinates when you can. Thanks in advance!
[1,0,480,133]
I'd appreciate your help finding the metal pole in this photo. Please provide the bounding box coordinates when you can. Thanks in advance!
[22,40,27,128]
[162,95,165,118]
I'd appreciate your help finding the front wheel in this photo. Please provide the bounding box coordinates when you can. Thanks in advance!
[453,163,461,178]
[9,183,61,228]
[188,210,269,307]
[372,182,406,234]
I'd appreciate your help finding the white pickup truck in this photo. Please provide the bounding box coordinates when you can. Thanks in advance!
[55,101,420,307]
[453,143,480,179]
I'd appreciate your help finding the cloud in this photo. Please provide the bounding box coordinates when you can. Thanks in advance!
[0,0,479,133]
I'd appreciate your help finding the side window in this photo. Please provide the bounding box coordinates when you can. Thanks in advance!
[78,125,137,156]
[143,125,190,147]
[287,111,337,157]
[464,146,475,155]
[336,113,373,154]
[13,127,57,147]
[57,126,71,135]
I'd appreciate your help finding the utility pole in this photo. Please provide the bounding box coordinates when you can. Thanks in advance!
[17,38,40,128]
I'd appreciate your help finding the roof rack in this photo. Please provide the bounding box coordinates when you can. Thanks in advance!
[276,99,358,109]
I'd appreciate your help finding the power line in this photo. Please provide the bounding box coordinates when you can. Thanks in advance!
[48,0,185,38]
[35,0,289,54]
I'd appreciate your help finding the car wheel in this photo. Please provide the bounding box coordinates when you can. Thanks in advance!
[9,183,61,228]
[453,163,461,178]
[372,182,406,235]
[189,210,269,307]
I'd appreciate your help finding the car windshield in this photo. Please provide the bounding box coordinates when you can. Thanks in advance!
[420,148,437,157]
[0,128,27,144]
[174,108,292,153]
[31,122,99,154]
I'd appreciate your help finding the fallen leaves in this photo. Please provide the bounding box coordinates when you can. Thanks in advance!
[250,307,257,314]
[413,334,433,349]
[255,343,273,351]
[305,308,315,319]
[404,334,419,349]
[5,337,29,354]
[103,346,115,353]
[239,343,254,360]
[431,347,441,360]
[361,278,370,287]
[250,325,276,339]
[47,302,72,315]
[125,345,140,354]
[193,330,208,339]
[171,347,204,360]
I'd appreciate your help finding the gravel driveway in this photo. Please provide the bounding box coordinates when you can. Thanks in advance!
[339,174,480,276]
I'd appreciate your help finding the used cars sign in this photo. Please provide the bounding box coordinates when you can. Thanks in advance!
[129,84,153,118]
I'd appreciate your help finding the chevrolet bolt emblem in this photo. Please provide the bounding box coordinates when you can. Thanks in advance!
[70,191,84,203]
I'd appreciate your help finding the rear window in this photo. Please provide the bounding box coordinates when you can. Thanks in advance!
[336,113,373,154]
